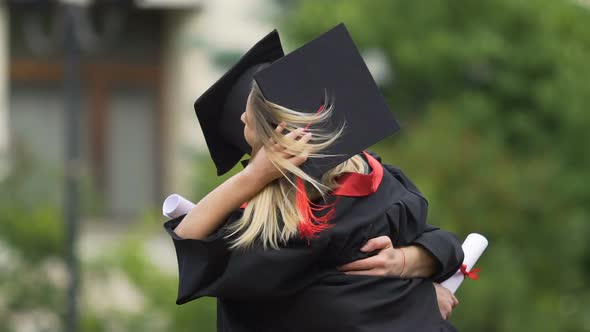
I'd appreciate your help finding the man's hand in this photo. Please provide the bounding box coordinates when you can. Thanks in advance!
[337,236,460,320]
[336,235,438,278]
[433,283,459,320]
[336,236,404,277]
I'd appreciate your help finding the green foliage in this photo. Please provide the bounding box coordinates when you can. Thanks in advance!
[0,153,79,331]
[82,215,217,332]
[281,0,590,331]
[0,151,216,331]
[0,153,65,262]
[0,189,217,332]
[0,145,104,261]
[189,151,248,201]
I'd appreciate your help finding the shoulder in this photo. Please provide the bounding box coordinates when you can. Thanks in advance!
[322,150,429,231]
[321,150,426,226]
[365,150,426,200]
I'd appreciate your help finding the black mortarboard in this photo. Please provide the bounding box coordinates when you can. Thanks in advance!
[253,23,400,179]
[195,23,399,179]
[194,30,284,175]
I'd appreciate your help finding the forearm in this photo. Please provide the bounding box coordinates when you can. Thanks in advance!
[412,228,464,282]
[400,245,437,278]
[174,167,269,240]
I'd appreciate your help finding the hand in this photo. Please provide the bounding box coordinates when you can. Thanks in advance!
[336,236,405,277]
[433,283,459,320]
[245,123,312,183]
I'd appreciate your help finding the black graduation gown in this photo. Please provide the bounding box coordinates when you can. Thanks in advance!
[163,156,464,332]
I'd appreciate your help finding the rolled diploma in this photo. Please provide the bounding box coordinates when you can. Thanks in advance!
[440,233,488,294]
[162,194,195,219]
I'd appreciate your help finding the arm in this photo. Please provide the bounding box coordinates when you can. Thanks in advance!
[336,235,441,279]
[337,234,461,320]
[164,127,313,304]
[401,243,439,278]
[165,212,330,303]
[338,227,463,280]
[174,126,310,240]
[381,160,464,280]
[412,225,464,282]
[173,168,269,240]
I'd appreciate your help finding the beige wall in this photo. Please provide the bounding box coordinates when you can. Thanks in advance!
[0,3,9,179]
[0,0,278,196]
[162,0,277,195]
[162,10,207,196]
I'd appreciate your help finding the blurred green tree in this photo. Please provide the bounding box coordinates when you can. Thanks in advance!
[280,0,590,331]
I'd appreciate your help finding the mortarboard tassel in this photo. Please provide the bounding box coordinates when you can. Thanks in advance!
[296,103,337,239]
[296,177,336,240]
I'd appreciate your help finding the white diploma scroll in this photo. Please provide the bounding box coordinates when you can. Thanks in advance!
[440,233,488,294]
[162,194,195,219]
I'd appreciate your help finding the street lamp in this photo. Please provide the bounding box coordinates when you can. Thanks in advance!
[63,5,81,332]
[11,1,129,331]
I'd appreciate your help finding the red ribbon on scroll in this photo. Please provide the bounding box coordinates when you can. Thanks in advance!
[460,264,481,280]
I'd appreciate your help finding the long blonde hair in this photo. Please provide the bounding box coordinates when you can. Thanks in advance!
[226,82,368,249]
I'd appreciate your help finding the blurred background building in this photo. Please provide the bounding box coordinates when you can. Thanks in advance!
[0,0,276,219]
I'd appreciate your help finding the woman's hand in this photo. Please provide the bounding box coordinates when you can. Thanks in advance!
[433,282,459,320]
[245,123,312,184]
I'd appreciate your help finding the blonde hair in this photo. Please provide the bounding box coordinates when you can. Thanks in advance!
[226,82,368,250]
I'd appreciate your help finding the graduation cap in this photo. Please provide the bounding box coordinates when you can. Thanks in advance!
[254,23,399,179]
[194,30,285,175]
[195,23,400,178]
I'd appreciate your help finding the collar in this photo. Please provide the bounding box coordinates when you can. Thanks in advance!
[331,150,384,197]
[239,150,383,209]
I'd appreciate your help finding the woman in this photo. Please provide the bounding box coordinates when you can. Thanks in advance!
[165,24,463,331]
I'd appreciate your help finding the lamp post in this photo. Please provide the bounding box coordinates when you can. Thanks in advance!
[63,5,82,332]
[14,2,129,330]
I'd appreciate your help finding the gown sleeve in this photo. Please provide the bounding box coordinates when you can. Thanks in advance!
[163,211,331,304]
[163,213,232,304]
[413,225,465,282]
[382,163,429,246]
[379,158,464,282]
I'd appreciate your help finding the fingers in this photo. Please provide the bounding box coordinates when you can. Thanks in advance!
[288,133,312,166]
[446,300,454,319]
[360,236,393,252]
[270,127,306,154]
[274,122,287,135]
[439,300,453,320]
[270,123,312,164]
[337,255,388,272]
[283,128,308,153]
[269,122,287,150]
[268,122,313,168]
[433,284,457,320]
